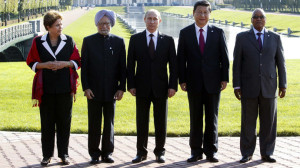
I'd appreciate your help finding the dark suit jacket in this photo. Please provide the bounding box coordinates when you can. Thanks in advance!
[178,24,229,94]
[233,28,287,98]
[127,30,178,98]
[27,33,80,94]
[81,33,126,101]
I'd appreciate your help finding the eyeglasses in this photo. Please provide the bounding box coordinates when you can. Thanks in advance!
[98,22,111,27]
[252,16,265,19]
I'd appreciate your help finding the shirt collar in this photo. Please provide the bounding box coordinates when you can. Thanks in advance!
[195,23,208,33]
[146,29,158,37]
[253,27,265,35]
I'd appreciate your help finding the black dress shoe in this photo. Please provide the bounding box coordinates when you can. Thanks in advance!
[207,156,219,162]
[240,155,252,163]
[90,157,100,164]
[187,155,203,162]
[102,155,114,163]
[261,155,276,163]
[61,156,70,165]
[41,157,51,166]
[132,155,147,163]
[156,155,166,163]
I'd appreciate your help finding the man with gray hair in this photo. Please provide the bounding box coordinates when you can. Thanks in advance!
[233,8,287,163]
[127,9,177,163]
[81,9,126,164]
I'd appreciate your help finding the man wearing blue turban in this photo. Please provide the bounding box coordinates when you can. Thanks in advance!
[81,10,126,164]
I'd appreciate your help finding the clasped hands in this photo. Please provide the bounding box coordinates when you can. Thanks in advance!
[44,61,71,71]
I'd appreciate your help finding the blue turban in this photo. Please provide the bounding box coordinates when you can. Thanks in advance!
[94,10,116,27]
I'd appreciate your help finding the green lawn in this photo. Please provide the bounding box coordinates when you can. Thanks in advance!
[145,6,300,36]
[0,7,299,136]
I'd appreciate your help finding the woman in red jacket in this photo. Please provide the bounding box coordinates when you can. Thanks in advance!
[26,10,81,166]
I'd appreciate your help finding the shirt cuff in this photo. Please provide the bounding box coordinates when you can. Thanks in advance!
[234,87,241,89]
[71,60,78,70]
[32,62,38,72]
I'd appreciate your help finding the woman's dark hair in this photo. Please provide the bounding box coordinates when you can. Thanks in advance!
[43,10,63,31]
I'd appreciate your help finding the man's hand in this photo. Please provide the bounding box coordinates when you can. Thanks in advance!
[129,88,136,96]
[168,89,176,98]
[84,89,94,99]
[180,83,187,91]
[221,81,228,91]
[114,90,124,101]
[234,89,242,100]
[279,88,286,98]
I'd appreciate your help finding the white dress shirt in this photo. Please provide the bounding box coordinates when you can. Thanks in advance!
[195,23,208,45]
[146,29,158,50]
[253,27,265,45]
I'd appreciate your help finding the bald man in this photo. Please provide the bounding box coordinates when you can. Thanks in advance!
[127,9,177,163]
[81,10,126,164]
[233,8,287,163]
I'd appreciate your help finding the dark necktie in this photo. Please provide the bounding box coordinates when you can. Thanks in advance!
[199,29,205,54]
[149,34,155,59]
[257,32,262,51]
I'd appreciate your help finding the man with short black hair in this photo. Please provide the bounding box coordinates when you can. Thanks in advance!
[178,0,229,163]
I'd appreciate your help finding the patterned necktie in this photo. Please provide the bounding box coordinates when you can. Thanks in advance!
[257,32,262,51]
[199,29,205,54]
[149,34,155,59]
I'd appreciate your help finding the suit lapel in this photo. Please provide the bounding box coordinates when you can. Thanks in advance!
[41,33,67,60]
[190,24,201,56]
[41,34,56,59]
[248,29,260,52]
[155,31,163,59]
[204,25,213,57]
[262,29,270,52]
[141,30,148,55]
[55,34,67,56]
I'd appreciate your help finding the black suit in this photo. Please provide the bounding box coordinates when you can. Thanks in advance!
[81,33,126,158]
[127,30,177,156]
[178,24,229,157]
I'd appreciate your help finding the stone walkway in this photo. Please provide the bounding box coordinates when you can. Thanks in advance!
[0,131,299,168]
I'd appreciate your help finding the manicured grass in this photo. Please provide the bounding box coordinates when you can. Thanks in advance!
[145,6,300,36]
[0,7,299,136]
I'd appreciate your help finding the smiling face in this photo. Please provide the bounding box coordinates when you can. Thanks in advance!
[144,10,161,33]
[47,19,63,37]
[251,9,266,32]
[97,16,111,35]
[193,5,210,28]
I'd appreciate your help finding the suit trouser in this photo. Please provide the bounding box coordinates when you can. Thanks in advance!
[88,99,115,158]
[136,95,167,156]
[39,93,73,158]
[240,92,277,156]
[187,89,220,157]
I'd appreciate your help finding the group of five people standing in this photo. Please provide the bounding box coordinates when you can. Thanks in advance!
[26,0,287,166]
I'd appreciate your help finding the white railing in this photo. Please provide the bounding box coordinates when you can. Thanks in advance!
[0,20,40,47]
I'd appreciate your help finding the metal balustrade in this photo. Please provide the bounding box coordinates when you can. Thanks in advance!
[0,20,41,52]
